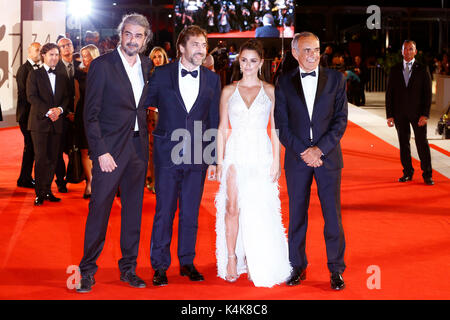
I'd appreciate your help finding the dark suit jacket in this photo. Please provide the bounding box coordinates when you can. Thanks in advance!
[386,61,432,121]
[84,49,152,161]
[255,25,280,38]
[56,59,80,114]
[16,60,35,123]
[275,66,348,171]
[145,61,221,170]
[26,66,70,133]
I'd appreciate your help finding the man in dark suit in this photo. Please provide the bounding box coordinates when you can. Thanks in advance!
[146,25,221,286]
[26,43,70,206]
[16,42,41,188]
[54,37,79,193]
[255,14,280,38]
[275,32,348,290]
[386,40,433,185]
[77,14,153,293]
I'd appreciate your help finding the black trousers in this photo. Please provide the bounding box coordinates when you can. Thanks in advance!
[30,131,61,196]
[285,166,346,274]
[55,119,69,186]
[79,136,147,277]
[18,120,35,183]
[394,116,432,178]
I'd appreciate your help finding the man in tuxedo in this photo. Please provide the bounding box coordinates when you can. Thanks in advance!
[77,14,152,293]
[275,32,348,290]
[54,37,79,193]
[26,43,70,206]
[16,42,41,188]
[146,25,220,286]
[386,40,433,185]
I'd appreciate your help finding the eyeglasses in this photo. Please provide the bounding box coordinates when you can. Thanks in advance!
[59,43,73,49]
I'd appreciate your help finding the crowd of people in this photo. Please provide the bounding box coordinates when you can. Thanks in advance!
[175,0,295,35]
[11,8,443,295]
[15,31,174,203]
[14,13,350,294]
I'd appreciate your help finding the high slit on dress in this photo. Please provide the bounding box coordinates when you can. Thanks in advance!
[215,81,292,287]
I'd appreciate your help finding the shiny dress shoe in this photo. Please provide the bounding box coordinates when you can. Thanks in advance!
[34,196,45,206]
[424,177,434,185]
[57,184,68,193]
[153,269,168,286]
[17,179,35,188]
[180,264,204,282]
[76,275,95,293]
[330,272,345,290]
[286,268,306,286]
[120,271,146,288]
[45,193,61,202]
[398,174,413,182]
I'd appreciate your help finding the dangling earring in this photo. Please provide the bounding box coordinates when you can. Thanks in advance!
[258,66,262,76]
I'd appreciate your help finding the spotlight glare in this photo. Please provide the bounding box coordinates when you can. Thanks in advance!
[69,0,91,18]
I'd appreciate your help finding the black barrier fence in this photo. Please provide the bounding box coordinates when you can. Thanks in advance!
[366,66,387,92]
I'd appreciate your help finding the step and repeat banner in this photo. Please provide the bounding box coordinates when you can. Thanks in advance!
[0,0,65,115]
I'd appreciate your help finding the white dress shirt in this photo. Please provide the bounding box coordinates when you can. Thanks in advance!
[179,61,200,113]
[299,66,319,140]
[28,58,40,70]
[117,46,145,131]
[42,63,63,117]
[403,58,415,71]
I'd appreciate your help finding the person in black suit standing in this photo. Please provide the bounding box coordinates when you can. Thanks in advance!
[146,25,221,286]
[275,32,348,290]
[386,40,434,185]
[76,14,153,293]
[26,43,70,206]
[255,14,280,38]
[16,42,41,188]
[54,37,79,193]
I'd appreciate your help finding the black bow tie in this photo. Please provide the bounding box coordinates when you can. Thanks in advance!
[33,64,39,69]
[47,68,56,74]
[301,71,316,78]
[181,69,198,78]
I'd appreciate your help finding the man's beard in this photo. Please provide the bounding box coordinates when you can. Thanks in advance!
[188,52,205,66]
[123,42,141,57]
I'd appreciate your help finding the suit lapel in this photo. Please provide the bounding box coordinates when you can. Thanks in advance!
[40,67,54,98]
[170,61,188,113]
[137,55,151,108]
[189,66,205,114]
[112,49,136,108]
[290,68,307,108]
[311,66,328,122]
[407,62,419,88]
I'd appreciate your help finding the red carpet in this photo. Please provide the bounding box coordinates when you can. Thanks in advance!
[0,122,449,300]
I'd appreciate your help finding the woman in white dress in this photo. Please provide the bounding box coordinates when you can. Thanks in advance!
[215,40,292,287]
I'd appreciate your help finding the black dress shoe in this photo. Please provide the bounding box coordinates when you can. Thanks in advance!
[398,174,413,182]
[153,269,168,286]
[57,184,68,193]
[34,196,45,206]
[120,271,146,288]
[76,275,95,293]
[424,177,434,185]
[286,268,306,286]
[330,272,345,290]
[45,193,61,202]
[17,179,35,188]
[180,264,204,282]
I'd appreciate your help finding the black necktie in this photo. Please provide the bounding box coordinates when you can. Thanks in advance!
[47,68,56,74]
[181,69,198,78]
[301,71,316,78]
[67,63,73,78]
